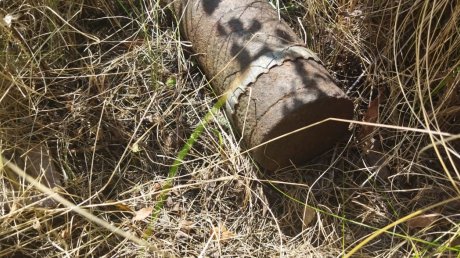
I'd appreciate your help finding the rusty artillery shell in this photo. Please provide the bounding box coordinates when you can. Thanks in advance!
[173,0,353,170]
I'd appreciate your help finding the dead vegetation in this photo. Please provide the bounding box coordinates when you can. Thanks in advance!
[0,0,459,257]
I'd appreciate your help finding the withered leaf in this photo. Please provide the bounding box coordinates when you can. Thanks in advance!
[407,213,440,229]
[211,223,236,242]
[21,144,62,189]
[132,207,154,221]
[3,144,62,207]
[359,94,380,143]
[302,206,316,228]
[358,91,391,181]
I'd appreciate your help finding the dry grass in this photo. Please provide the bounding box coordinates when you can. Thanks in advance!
[0,0,459,257]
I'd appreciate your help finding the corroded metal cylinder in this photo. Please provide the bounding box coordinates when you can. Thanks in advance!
[173,0,353,170]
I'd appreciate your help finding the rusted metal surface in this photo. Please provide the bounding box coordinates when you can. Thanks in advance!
[172,0,354,170]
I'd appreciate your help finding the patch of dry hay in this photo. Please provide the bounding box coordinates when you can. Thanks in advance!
[0,0,459,257]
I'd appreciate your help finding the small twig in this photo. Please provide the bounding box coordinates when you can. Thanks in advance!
[346,70,366,95]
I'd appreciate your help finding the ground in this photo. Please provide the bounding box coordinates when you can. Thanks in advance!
[0,0,459,257]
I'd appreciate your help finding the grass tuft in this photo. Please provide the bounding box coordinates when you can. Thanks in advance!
[0,0,459,257]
